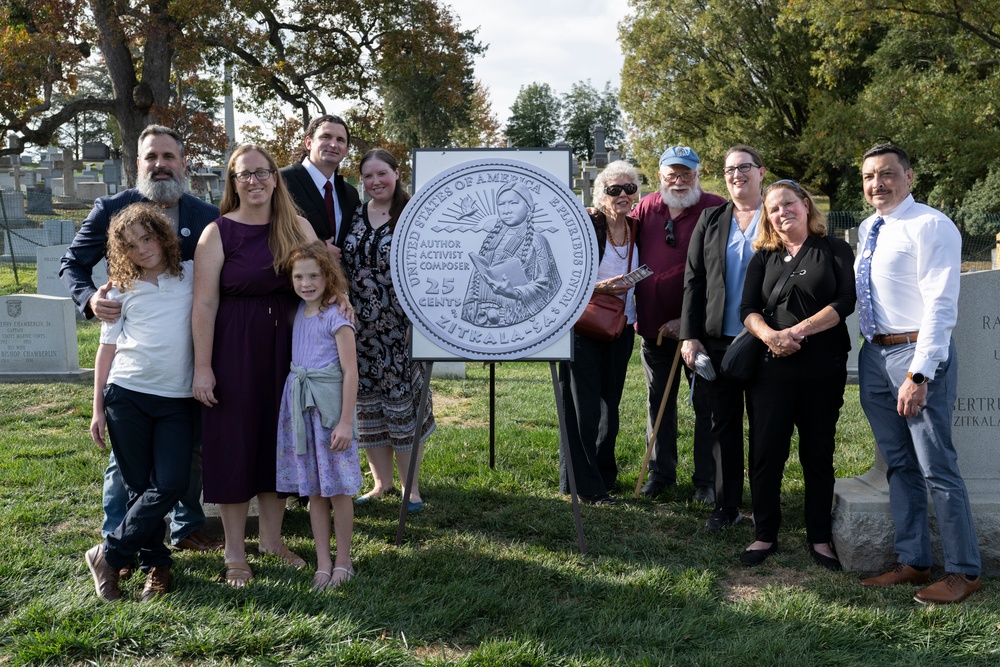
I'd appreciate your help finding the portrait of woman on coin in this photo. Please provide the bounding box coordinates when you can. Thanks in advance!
[461,181,562,327]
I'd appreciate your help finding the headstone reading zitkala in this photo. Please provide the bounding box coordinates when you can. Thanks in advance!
[0,295,91,382]
[833,269,1000,575]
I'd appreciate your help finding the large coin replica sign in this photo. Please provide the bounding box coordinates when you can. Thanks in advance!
[391,158,599,360]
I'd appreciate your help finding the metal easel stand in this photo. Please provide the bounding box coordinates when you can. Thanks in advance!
[394,359,589,554]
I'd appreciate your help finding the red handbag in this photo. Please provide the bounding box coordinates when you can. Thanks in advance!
[575,293,627,341]
[574,216,634,341]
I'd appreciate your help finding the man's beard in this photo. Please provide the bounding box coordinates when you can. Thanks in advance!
[137,168,186,204]
[660,184,701,210]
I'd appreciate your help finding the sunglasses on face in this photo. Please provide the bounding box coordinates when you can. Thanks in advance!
[664,218,675,247]
[604,183,638,196]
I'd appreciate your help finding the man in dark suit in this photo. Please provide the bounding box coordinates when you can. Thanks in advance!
[60,124,222,555]
[680,145,766,532]
[280,114,361,261]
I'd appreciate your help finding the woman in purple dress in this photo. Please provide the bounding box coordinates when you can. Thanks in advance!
[192,144,318,587]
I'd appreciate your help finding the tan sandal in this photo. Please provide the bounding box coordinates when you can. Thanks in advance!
[259,544,307,569]
[224,561,253,588]
[329,567,355,588]
[311,570,332,592]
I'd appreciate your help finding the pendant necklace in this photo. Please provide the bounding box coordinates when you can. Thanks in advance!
[609,221,629,259]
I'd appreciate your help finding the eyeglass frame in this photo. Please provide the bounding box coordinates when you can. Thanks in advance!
[659,170,696,184]
[604,183,638,197]
[664,218,675,247]
[723,162,761,176]
[232,168,276,183]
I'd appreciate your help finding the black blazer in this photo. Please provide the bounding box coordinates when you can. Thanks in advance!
[59,189,219,318]
[679,201,737,341]
[280,162,361,247]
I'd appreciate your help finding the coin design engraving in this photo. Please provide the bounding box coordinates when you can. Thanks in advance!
[391,158,598,360]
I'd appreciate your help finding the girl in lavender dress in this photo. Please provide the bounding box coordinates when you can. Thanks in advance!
[275,241,361,591]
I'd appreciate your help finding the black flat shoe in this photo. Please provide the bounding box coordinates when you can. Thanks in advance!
[640,478,673,498]
[579,493,619,507]
[739,542,778,567]
[809,545,842,571]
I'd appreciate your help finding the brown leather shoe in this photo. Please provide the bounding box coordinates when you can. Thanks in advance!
[860,562,932,587]
[85,544,121,602]
[119,566,134,581]
[914,573,981,604]
[140,565,172,602]
[174,529,224,551]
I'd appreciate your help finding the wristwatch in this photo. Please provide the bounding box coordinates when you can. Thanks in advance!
[907,372,928,385]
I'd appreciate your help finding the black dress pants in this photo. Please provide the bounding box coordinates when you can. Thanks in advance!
[749,352,846,544]
[559,328,635,496]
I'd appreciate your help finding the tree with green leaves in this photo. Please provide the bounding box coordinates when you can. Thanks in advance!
[561,80,622,161]
[505,82,562,148]
[450,81,504,148]
[791,0,1000,213]
[619,0,823,188]
[1,0,483,184]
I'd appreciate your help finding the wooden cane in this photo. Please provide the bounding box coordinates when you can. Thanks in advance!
[634,333,683,497]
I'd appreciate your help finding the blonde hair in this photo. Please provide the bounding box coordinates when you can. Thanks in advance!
[106,204,183,292]
[755,180,828,252]
[220,144,308,272]
[283,241,348,312]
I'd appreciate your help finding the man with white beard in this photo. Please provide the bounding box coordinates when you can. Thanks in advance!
[633,146,726,499]
[61,125,222,555]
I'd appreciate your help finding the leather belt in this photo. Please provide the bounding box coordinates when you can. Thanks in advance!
[872,331,919,345]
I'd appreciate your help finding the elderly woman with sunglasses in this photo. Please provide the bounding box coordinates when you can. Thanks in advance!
[558,160,641,505]
[736,180,856,569]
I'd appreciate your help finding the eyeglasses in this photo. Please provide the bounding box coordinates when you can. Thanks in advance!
[664,218,675,247]
[764,179,803,193]
[660,171,696,184]
[723,162,760,176]
[604,183,638,196]
[232,168,276,183]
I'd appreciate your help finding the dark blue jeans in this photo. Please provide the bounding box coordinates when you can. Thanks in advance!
[102,384,196,571]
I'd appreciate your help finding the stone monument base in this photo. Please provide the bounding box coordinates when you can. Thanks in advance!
[1,369,93,383]
[832,470,1000,576]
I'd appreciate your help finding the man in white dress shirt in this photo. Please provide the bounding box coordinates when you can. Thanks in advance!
[855,144,981,604]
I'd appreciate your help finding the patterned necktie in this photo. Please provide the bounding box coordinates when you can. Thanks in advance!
[324,181,336,235]
[856,216,885,342]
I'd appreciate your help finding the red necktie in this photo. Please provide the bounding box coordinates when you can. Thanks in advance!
[324,181,336,236]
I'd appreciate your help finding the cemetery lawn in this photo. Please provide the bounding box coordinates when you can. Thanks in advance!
[1,325,998,665]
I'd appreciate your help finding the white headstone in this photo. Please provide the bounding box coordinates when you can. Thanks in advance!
[35,244,108,307]
[77,182,108,200]
[0,295,91,381]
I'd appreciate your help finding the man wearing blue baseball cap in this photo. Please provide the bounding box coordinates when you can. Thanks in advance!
[634,146,726,499]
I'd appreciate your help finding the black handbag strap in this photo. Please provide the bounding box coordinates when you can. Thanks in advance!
[763,235,814,318]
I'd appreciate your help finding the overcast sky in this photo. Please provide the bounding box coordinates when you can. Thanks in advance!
[447,0,630,124]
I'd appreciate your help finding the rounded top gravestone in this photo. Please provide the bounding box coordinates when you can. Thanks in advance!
[391,158,599,360]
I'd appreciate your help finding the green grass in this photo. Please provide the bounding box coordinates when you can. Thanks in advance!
[2,274,998,666]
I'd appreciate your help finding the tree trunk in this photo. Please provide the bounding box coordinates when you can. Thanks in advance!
[90,0,177,187]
